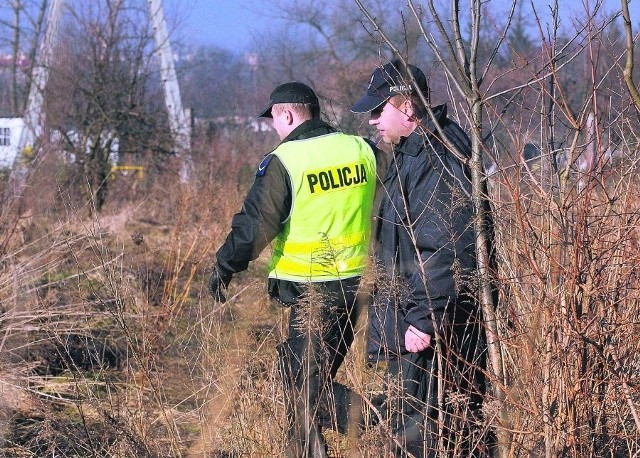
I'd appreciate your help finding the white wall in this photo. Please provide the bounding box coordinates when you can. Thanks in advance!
[0,118,25,168]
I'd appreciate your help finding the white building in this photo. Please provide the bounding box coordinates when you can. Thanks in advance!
[0,117,25,168]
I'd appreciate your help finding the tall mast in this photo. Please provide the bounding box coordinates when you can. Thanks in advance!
[5,0,65,204]
[146,0,191,180]
[17,0,64,154]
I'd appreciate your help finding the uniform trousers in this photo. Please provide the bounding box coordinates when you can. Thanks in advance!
[374,307,487,457]
[276,277,362,458]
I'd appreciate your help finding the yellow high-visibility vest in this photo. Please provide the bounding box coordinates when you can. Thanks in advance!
[268,132,376,282]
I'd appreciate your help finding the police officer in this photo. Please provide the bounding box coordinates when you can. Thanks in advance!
[208,82,377,457]
[351,61,491,457]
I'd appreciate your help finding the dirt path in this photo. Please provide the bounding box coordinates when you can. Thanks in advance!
[185,287,282,458]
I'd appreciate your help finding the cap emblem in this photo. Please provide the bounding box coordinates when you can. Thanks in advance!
[389,84,413,93]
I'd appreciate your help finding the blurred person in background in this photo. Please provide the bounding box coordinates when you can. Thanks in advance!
[351,60,493,457]
[208,82,378,457]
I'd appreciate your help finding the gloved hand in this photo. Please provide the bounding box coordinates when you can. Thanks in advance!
[208,265,232,303]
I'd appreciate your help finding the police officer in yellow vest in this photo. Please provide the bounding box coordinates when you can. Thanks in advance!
[208,82,377,457]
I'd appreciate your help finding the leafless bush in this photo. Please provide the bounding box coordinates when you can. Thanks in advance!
[3,0,640,456]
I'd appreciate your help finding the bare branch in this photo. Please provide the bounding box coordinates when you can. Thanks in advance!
[621,0,640,112]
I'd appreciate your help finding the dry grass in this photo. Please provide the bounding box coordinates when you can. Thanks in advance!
[1,125,640,457]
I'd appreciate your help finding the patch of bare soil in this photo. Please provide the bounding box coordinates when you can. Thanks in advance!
[185,283,283,457]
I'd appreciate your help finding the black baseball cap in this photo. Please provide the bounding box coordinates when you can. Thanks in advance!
[350,60,429,113]
[258,82,320,118]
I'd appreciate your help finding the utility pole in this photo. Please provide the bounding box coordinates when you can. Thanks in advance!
[146,0,192,181]
[5,0,65,206]
[4,0,191,209]
[17,0,64,155]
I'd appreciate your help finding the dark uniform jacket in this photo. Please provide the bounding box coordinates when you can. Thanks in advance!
[369,104,484,360]
[216,118,377,303]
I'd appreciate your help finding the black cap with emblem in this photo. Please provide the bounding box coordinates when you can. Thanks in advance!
[350,60,429,113]
[258,82,320,118]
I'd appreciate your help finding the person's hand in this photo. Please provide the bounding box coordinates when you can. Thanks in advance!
[405,325,431,353]
[208,265,231,303]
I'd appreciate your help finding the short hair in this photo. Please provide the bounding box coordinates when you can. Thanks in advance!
[389,92,429,120]
[271,102,320,120]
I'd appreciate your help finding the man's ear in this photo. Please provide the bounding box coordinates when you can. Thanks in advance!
[284,109,295,125]
[403,100,415,120]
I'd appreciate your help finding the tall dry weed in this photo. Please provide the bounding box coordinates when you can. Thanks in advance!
[490,150,640,455]
[2,110,640,457]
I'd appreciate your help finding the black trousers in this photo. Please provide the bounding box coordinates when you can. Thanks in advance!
[276,277,362,457]
[375,308,488,458]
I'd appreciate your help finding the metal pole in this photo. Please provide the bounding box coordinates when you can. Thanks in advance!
[146,0,192,181]
[5,0,65,205]
[17,0,64,154]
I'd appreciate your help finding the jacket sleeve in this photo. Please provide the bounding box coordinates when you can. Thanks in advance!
[215,154,291,275]
[403,138,476,334]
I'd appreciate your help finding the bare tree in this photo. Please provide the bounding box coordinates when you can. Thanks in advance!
[0,0,49,115]
[42,0,177,214]
[355,0,511,454]
[472,1,640,456]
[9,0,21,115]
[355,0,640,456]
[621,0,640,111]
[248,0,432,132]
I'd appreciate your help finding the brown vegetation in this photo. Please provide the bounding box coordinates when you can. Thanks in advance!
[2,0,640,456]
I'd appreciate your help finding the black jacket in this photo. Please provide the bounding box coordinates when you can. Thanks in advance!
[215,118,374,303]
[369,104,485,358]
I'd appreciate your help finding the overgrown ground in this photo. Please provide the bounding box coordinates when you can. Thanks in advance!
[0,131,387,457]
[2,126,640,457]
